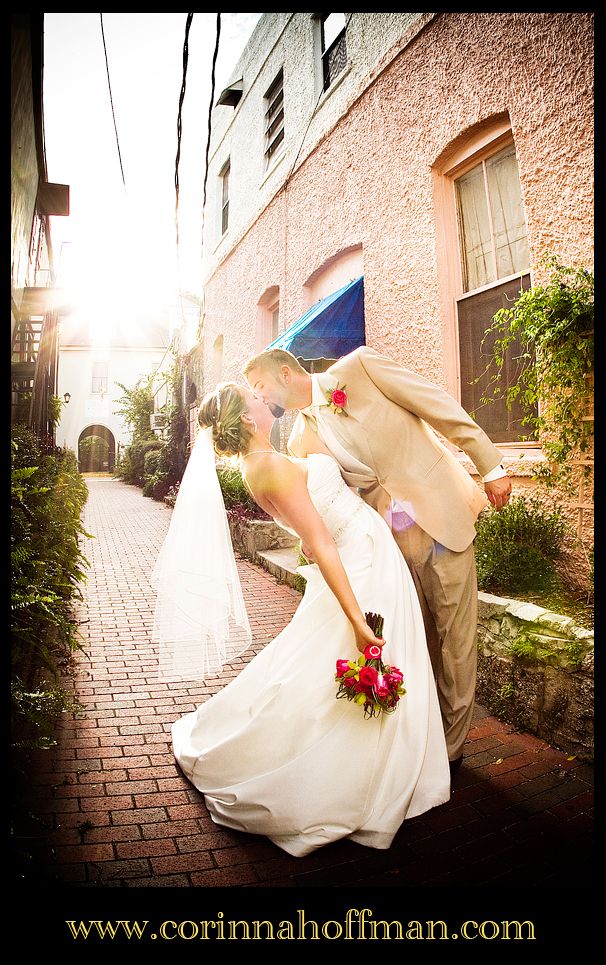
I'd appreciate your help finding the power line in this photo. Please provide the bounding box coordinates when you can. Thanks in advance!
[99,14,126,187]
[175,13,194,252]
[196,13,222,345]
[202,14,221,219]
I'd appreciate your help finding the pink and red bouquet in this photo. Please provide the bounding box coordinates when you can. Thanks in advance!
[335,612,406,719]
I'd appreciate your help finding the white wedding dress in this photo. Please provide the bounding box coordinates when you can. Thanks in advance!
[172,453,450,857]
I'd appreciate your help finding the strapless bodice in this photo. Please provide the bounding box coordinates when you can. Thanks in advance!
[273,453,367,546]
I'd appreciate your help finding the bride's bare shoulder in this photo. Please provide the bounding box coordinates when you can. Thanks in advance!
[242,451,304,492]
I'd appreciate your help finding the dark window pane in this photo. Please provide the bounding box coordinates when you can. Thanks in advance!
[266,126,284,159]
[265,107,284,140]
[322,29,347,90]
[457,273,536,443]
[264,71,285,164]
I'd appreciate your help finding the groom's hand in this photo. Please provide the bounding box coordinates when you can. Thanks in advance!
[484,476,512,511]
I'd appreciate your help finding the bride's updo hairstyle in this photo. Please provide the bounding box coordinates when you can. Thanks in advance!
[197,382,253,458]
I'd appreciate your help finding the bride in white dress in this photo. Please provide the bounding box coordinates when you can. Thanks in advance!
[159,382,450,858]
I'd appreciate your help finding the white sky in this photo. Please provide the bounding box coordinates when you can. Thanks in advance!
[43,12,262,331]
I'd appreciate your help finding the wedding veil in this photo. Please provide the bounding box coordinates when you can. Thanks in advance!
[150,426,253,681]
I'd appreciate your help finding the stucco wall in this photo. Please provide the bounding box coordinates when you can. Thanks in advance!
[198,12,593,564]
[201,12,593,393]
[206,13,427,276]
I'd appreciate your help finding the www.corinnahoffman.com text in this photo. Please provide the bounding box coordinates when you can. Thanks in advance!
[65,909,536,942]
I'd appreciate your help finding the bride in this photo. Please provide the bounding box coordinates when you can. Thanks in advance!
[152,381,450,858]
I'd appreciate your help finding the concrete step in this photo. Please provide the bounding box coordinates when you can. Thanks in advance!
[256,546,303,590]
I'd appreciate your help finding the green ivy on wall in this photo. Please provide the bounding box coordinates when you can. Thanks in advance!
[479,254,594,493]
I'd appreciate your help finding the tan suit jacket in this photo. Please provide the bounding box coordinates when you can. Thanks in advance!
[287,346,503,553]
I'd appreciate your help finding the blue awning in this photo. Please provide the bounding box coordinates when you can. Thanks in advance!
[267,276,364,359]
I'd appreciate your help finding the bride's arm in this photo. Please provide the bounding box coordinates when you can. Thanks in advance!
[246,457,382,654]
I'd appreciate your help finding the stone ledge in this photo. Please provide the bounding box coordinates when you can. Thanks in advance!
[227,514,298,565]
[477,592,593,762]
[256,548,302,590]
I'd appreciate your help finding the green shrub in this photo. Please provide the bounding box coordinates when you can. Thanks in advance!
[474,494,568,595]
[11,677,83,750]
[142,470,171,500]
[216,462,260,514]
[117,439,163,485]
[143,447,163,478]
[480,255,593,492]
[11,424,90,743]
[154,402,189,496]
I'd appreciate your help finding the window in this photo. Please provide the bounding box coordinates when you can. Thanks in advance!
[264,70,284,166]
[453,142,534,443]
[91,360,108,395]
[455,144,530,293]
[213,334,224,381]
[320,13,347,91]
[256,287,280,352]
[270,300,280,342]
[220,161,230,235]
[432,121,537,445]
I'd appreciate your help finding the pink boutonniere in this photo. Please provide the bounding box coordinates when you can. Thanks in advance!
[326,383,348,415]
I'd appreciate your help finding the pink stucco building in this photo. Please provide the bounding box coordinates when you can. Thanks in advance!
[192,12,593,554]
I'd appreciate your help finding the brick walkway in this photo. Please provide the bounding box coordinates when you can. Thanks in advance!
[23,477,593,890]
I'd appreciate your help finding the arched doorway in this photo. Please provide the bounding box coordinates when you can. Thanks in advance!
[78,424,116,472]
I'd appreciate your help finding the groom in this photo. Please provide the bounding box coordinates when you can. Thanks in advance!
[243,346,512,772]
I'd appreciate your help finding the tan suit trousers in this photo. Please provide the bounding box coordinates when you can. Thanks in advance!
[389,520,477,760]
[355,475,477,760]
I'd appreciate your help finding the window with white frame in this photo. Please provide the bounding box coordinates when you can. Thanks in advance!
[452,140,536,443]
[264,70,284,167]
[320,13,347,91]
[455,143,530,294]
[220,160,230,236]
[269,299,280,342]
[255,287,280,353]
[91,359,108,395]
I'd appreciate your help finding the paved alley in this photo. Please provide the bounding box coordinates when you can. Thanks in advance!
[23,476,593,890]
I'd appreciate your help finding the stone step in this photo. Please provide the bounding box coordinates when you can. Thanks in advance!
[256,546,302,590]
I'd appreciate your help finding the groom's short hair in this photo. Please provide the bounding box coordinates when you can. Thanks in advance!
[242,348,308,379]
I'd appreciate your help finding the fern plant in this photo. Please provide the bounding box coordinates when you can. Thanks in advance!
[11,425,90,742]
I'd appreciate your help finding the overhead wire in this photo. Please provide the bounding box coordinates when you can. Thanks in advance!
[196,13,222,345]
[175,13,194,254]
[171,14,222,366]
[99,13,126,187]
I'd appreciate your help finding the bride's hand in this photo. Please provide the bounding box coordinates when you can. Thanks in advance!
[352,618,384,655]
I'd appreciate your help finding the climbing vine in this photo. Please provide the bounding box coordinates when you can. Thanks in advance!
[479,254,594,492]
